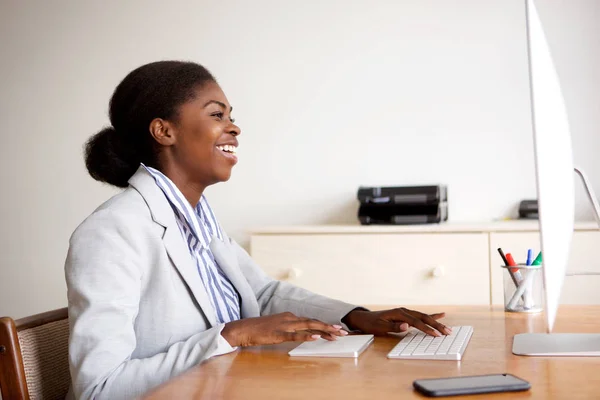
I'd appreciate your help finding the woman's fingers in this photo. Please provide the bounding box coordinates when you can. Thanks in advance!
[401,309,450,336]
[224,313,353,347]
[429,312,446,320]
[282,330,323,342]
[423,314,452,335]
[271,313,349,342]
[410,310,451,335]
[406,316,442,337]
[305,329,339,341]
[286,318,348,336]
[283,329,343,343]
[397,322,410,332]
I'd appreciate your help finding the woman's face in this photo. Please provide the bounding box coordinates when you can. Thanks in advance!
[167,82,241,186]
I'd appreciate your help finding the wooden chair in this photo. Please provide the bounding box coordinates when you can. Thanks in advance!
[0,308,70,400]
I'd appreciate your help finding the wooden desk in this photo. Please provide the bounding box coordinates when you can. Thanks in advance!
[141,306,600,399]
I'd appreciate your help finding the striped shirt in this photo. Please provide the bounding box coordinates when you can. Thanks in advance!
[142,164,241,324]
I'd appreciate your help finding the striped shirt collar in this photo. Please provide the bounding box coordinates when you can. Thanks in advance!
[141,164,223,249]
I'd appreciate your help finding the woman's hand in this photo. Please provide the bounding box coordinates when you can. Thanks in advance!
[342,307,452,337]
[221,312,348,347]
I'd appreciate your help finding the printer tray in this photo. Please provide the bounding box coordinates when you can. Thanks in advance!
[358,202,448,225]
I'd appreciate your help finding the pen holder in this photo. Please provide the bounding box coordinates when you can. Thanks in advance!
[501,264,543,313]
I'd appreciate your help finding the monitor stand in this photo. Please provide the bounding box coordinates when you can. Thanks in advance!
[513,333,600,356]
[512,167,600,357]
[573,167,600,227]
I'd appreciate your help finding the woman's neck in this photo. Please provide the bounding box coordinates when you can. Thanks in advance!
[160,165,206,207]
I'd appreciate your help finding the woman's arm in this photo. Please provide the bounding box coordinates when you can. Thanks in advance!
[228,238,450,337]
[66,210,234,400]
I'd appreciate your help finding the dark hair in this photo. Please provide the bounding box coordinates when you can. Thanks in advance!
[85,61,217,188]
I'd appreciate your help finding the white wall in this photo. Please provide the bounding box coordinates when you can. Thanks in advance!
[535,0,600,221]
[1,0,598,318]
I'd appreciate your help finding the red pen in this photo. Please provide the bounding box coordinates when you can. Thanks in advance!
[505,253,518,270]
[505,253,523,279]
[506,252,526,302]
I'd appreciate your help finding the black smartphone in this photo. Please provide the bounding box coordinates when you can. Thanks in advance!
[413,373,531,397]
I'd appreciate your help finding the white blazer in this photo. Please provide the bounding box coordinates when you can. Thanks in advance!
[65,166,358,400]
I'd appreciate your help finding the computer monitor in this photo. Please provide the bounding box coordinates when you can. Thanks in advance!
[512,0,600,356]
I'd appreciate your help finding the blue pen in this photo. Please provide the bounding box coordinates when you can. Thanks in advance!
[526,249,533,266]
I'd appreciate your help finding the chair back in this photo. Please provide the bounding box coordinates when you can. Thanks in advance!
[0,308,70,400]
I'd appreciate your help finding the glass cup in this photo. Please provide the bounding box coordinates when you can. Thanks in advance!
[501,264,543,313]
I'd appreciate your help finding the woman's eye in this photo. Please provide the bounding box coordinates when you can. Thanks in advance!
[230,117,236,123]
[211,112,224,120]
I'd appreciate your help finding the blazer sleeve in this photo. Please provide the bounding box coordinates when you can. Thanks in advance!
[230,238,362,325]
[65,210,235,400]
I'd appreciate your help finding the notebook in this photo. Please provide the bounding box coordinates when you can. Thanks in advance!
[288,334,374,358]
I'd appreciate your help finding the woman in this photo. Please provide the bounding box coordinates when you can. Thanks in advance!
[65,60,451,400]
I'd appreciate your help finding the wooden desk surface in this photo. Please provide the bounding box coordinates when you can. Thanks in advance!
[141,305,600,399]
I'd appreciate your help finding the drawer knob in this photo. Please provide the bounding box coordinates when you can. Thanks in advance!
[285,268,303,280]
[431,266,445,278]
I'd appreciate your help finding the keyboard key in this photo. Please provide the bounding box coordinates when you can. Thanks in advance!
[412,336,434,356]
[400,335,424,356]
[387,326,474,360]
[424,336,445,355]
[388,332,417,356]
[448,327,471,353]
[435,335,455,354]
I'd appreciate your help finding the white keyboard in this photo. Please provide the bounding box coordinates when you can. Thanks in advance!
[387,326,473,360]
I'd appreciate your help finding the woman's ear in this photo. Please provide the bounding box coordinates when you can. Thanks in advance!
[149,118,176,146]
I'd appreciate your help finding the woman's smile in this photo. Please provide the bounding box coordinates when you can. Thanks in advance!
[215,143,238,164]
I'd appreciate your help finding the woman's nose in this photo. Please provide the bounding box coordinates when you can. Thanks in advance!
[228,122,241,137]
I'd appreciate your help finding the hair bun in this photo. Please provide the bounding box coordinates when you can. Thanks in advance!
[84,126,139,188]
[84,61,216,187]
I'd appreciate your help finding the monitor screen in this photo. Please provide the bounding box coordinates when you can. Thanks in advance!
[526,0,575,332]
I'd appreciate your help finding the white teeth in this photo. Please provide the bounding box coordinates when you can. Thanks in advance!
[217,145,237,154]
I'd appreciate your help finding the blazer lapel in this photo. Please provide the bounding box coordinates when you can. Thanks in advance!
[210,237,260,318]
[162,226,218,327]
[128,166,218,327]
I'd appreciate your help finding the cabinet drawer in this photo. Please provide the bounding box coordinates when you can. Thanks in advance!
[489,231,600,304]
[250,233,490,306]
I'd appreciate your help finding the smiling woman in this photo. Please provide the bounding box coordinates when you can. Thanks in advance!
[65,60,450,400]
[84,62,240,203]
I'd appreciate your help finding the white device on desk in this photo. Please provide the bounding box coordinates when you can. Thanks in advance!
[512,0,600,356]
[387,326,473,360]
[288,334,374,358]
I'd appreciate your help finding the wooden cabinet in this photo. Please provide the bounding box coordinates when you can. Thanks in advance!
[249,222,600,306]
[250,233,489,305]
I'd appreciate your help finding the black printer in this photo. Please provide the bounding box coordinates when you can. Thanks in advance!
[357,185,448,225]
[518,199,539,219]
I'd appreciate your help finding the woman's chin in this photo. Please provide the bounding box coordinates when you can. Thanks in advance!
[215,169,233,183]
